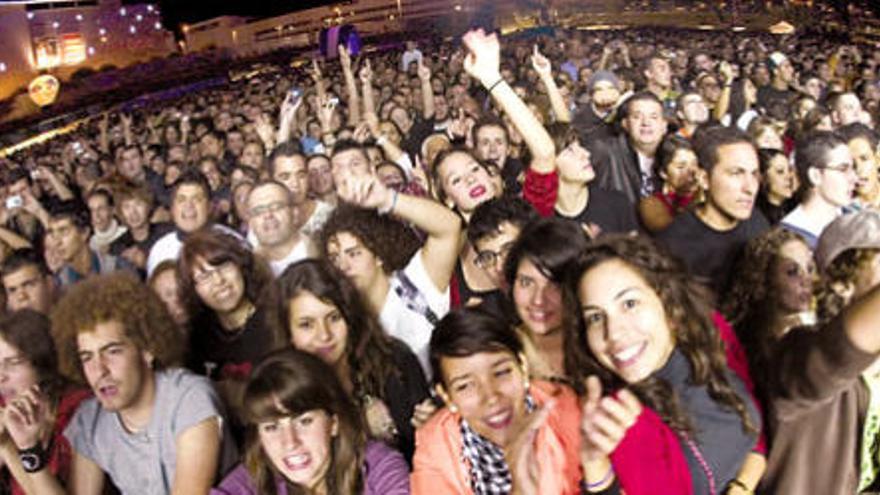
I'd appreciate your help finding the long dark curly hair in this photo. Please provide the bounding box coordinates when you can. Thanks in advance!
[318,203,420,274]
[722,228,811,395]
[266,259,398,401]
[816,247,880,325]
[563,234,758,436]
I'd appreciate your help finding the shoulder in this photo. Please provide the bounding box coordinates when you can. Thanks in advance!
[363,441,410,493]
[212,464,257,495]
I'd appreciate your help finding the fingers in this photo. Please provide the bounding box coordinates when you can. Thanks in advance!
[583,375,602,412]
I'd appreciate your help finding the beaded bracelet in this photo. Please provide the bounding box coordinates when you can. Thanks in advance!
[487,78,504,94]
[585,465,615,491]
[379,189,399,215]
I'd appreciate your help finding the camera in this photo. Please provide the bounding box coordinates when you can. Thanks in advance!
[5,195,23,210]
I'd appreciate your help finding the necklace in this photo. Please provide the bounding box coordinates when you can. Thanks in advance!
[682,434,716,495]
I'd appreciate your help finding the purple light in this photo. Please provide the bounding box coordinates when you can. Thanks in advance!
[147,5,154,12]
[0,63,6,72]
[99,28,106,35]
[120,7,127,16]
[26,12,34,20]
[52,21,60,29]
[154,21,162,30]
[136,14,143,22]
[87,47,95,55]
[129,25,137,34]
[76,14,83,21]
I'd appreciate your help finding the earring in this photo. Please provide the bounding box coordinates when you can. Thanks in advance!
[523,377,530,391]
[448,403,459,414]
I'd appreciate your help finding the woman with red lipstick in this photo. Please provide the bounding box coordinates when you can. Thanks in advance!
[412,305,589,495]
[212,348,410,495]
[565,235,763,494]
[0,310,89,495]
[267,259,431,463]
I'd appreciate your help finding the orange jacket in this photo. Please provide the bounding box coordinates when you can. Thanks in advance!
[411,381,583,495]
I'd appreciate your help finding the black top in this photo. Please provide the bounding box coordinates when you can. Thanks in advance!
[756,86,796,113]
[656,209,769,297]
[109,222,173,257]
[187,305,274,381]
[655,350,760,494]
[382,339,431,464]
[756,194,796,226]
[555,184,639,235]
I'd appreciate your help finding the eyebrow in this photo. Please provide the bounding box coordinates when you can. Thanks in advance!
[582,286,639,310]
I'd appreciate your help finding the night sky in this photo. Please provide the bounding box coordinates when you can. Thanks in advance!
[152,0,336,27]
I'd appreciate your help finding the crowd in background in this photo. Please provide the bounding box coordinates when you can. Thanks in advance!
[0,17,877,495]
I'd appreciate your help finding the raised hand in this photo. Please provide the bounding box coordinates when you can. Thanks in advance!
[353,121,371,143]
[316,94,338,129]
[359,59,373,84]
[410,398,438,429]
[417,57,431,81]
[336,172,393,211]
[579,376,641,463]
[4,387,46,451]
[719,61,734,85]
[310,59,324,83]
[531,45,552,77]
[504,399,555,495]
[339,44,352,71]
[462,28,502,85]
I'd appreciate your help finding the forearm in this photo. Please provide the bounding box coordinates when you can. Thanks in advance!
[844,282,880,353]
[714,86,732,122]
[0,226,31,250]
[421,77,435,119]
[391,194,460,240]
[362,82,376,117]
[46,176,74,201]
[484,78,555,173]
[540,74,571,123]
[730,452,766,493]
[344,73,361,126]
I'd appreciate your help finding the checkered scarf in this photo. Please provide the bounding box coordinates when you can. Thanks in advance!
[460,395,535,495]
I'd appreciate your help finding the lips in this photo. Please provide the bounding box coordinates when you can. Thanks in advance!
[469,185,487,199]
[97,383,119,400]
[283,453,311,471]
[483,406,513,430]
[611,342,647,369]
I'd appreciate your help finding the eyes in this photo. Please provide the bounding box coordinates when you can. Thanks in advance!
[295,311,343,331]
[583,298,640,328]
[258,412,318,434]
[451,365,516,394]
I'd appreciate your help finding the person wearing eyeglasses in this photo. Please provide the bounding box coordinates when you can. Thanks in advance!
[246,180,316,277]
[465,197,539,307]
[781,131,858,249]
[177,229,275,420]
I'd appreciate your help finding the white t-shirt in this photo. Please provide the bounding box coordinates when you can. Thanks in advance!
[146,224,245,277]
[266,237,315,276]
[379,248,449,379]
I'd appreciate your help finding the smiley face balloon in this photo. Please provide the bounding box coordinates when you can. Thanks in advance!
[28,75,60,107]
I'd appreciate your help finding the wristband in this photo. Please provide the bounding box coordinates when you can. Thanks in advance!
[727,478,752,493]
[18,443,47,473]
[585,465,615,491]
[487,78,504,94]
[378,190,399,215]
[375,135,388,146]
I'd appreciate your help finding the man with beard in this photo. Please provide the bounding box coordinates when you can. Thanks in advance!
[571,70,623,142]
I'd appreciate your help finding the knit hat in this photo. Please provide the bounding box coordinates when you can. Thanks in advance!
[589,70,621,92]
[767,51,788,71]
[815,211,880,271]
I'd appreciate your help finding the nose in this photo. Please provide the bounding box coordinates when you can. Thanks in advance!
[317,321,333,344]
[280,421,301,450]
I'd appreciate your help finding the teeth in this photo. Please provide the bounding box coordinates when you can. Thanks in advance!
[614,344,642,362]
[284,454,309,468]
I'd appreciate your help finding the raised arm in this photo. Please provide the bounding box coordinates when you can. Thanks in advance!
[462,29,555,174]
[532,45,571,124]
[714,62,734,123]
[337,172,461,292]
[360,60,377,124]
[417,58,435,120]
[339,45,361,126]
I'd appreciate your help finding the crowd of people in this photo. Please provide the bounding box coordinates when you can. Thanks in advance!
[0,17,877,495]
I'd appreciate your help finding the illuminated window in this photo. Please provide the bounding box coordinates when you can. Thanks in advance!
[61,33,86,65]
[34,38,62,69]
